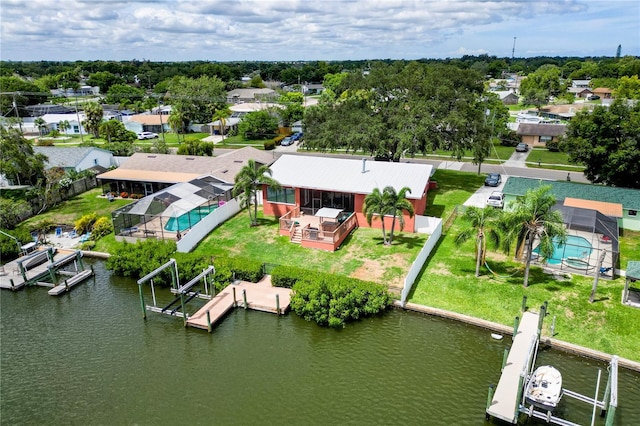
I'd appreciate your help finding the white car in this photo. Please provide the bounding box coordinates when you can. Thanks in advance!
[137,131,158,140]
[487,191,504,208]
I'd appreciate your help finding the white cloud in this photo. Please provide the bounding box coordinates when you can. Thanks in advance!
[0,0,637,61]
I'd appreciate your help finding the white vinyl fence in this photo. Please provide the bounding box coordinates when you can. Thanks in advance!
[176,198,241,253]
[400,217,443,306]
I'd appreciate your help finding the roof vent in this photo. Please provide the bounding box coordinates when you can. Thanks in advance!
[147,155,156,158]
[362,158,367,173]
[234,160,243,163]
[186,157,195,160]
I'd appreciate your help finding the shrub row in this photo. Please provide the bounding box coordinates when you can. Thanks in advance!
[272,265,392,328]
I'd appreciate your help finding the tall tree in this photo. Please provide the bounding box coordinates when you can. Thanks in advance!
[105,84,145,105]
[0,125,47,186]
[166,75,226,127]
[233,159,281,226]
[238,110,279,139]
[455,206,502,277]
[168,110,186,143]
[58,120,70,134]
[519,64,562,111]
[499,186,567,287]
[82,102,103,138]
[34,117,47,136]
[562,100,640,188]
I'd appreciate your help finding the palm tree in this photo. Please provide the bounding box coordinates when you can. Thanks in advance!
[499,185,567,287]
[363,187,389,245]
[233,159,281,226]
[385,186,414,245]
[212,107,232,141]
[168,110,185,143]
[34,117,47,136]
[58,120,70,134]
[455,206,502,277]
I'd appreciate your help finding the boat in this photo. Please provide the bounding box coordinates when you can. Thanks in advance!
[525,365,563,412]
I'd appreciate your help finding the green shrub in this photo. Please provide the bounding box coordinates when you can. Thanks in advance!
[271,265,307,288]
[545,139,561,152]
[91,216,113,240]
[75,213,97,234]
[264,140,275,150]
[105,239,177,282]
[80,241,96,251]
[273,135,285,145]
[36,139,55,146]
[290,274,391,328]
[0,228,32,260]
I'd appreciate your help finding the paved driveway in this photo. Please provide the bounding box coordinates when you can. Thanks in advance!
[464,178,506,208]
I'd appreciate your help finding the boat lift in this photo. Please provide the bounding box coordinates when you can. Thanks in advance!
[137,259,215,326]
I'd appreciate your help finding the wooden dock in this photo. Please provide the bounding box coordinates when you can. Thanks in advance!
[0,248,61,290]
[186,276,292,330]
[48,269,94,295]
[486,310,540,424]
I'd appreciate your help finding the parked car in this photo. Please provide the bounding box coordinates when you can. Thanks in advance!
[587,94,600,101]
[137,131,158,140]
[484,173,502,187]
[281,136,294,146]
[516,143,529,152]
[487,191,504,208]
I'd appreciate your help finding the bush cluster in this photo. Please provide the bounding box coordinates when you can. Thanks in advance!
[0,227,32,260]
[276,266,392,328]
[264,140,276,150]
[105,239,178,281]
[75,213,97,235]
[91,217,113,240]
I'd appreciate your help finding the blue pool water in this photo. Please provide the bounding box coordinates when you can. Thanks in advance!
[533,235,593,265]
[164,204,218,232]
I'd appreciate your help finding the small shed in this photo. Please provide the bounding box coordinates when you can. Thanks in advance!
[623,261,640,308]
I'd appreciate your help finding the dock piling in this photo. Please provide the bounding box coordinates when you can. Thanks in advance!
[276,294,280,315]
[502,347,510,371]
[206,310,212,333]
[485,384,495,420]
[521,295,527,312]
[233,287,237,307]
[242,289,247,309]
[537,304,546,335]
[513,316,520,337]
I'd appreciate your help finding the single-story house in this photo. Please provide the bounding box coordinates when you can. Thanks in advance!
[537,104,592,121]
[33,147,115,172]
[302,83,324,95]
[516,123,567,146]
[97,146,275,197]
[40,113,88,135]
[226,88,276,104]
[592,88,613,99]
[263,155,433,251]
[502,177,640,231]
[123,114,171,134]
[571,80,591,89]
[568,87,593,98]
[494,91,520,105]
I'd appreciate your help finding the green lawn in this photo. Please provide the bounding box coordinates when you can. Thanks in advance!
[192,211,427,289]
[425,169,486,219]
[526,148,585,171]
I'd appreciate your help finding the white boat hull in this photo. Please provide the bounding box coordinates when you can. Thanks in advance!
[525,365,563,412]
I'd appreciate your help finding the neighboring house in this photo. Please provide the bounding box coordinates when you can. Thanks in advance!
[592,88,613,99]
[502,177,640,231]
[568,87,593,98]
[208,111,246,135]
[537,103,592,121]
[571,80,591,89]
[494,91,520,105]
[516,123,567,146]
[25,104,74,116]
[124,114,171,134]
[302,83,324,95]
[40,113,88,135]
[33,147,115,173]
[226,88,276,104]
[96,146,275,197]
[263,155,433,236]
[151,105,172,115]
[291,120,303,133]
[50,86,99,97]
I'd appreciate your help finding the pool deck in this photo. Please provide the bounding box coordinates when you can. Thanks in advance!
[186,276,292,330]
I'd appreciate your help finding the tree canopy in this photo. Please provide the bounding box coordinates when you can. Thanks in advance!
[165,75,226,126]
[562,101,640,188]
[238,110,279,139]
[0,125,47,186]
[303,61,488,162]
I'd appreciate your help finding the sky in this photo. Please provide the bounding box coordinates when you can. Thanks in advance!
[1,0,639,62]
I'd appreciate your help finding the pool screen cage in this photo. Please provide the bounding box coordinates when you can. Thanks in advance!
[111,176,233,241]
[530,204,619,278]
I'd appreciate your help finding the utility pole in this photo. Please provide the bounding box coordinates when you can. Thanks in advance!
[511,37,517,61]
[74,96,84,143]
[12,93,23,133]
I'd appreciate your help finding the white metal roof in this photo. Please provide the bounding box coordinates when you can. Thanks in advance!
[269,155,432,199]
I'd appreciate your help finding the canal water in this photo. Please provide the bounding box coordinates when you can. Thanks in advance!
[1,260,639,425]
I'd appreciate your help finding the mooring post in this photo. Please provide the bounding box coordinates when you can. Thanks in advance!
[501,347,510,371]
[242,289,247,309]
[276,294,280,315]
[180,293,187,327]
[48,267,56,283]
[206,310,212,333]
[233,287,237,307]
[537,304,546,336]
[485,384,495,420]
[138,284,146,319]
[10,278,15,290]
[601,368,612,417]
[64,279,69,291]
[550,315,556,336]
[76,250,85,270]
[521,295,527,312]
[513,316,520,337]
[515,374,525,419]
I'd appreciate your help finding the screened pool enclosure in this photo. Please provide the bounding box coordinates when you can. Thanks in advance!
[112,176,233,241]
[529,204,620,278]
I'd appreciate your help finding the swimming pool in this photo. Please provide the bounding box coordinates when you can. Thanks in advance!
[533,235,593,265]
[164,204,218,232]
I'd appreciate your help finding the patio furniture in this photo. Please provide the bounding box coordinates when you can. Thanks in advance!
[68,230,78,238]
[79,233,91,243]
[55,227,63,237]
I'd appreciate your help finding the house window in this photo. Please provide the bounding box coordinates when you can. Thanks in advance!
[73,125,79,133]
[540,136,552,142]
[630,210,638,216]
[267,187,295,204]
